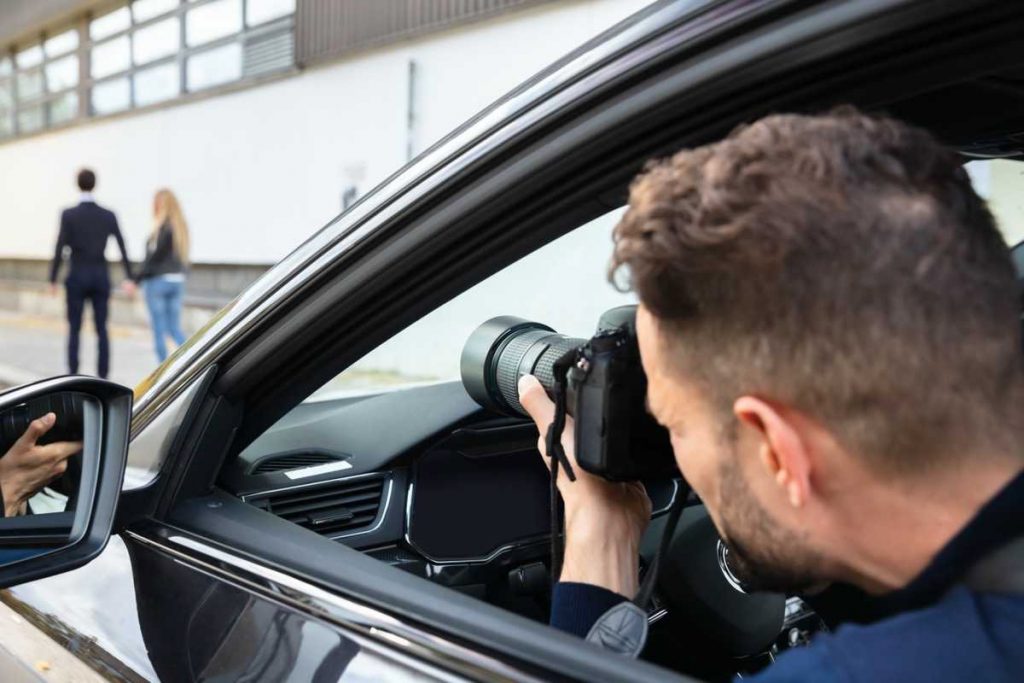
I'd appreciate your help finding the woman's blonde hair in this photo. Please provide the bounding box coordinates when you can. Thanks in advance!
[152,188,190,264]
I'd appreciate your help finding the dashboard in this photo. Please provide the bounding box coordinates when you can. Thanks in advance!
[219,381,823,677]
[220,381,677,607]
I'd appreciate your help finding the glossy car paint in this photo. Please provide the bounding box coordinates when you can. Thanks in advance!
[2,533,469,681]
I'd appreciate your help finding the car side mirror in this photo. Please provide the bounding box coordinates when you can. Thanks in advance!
[0,378,131,588]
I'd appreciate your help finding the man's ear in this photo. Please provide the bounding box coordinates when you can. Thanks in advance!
[733,396,812,508]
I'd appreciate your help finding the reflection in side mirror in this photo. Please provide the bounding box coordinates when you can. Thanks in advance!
[0,392,90,561]
[0,379,132,587]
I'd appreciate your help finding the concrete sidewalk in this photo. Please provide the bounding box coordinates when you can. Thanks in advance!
[0,312,163,390]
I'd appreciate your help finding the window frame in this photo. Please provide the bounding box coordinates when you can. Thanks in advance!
[3,33,81,138]
[0,0,295,141]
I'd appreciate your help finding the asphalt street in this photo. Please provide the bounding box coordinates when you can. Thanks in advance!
[0,312,162,391]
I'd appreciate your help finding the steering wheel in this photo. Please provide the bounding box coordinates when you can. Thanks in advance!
[648,505,786,658]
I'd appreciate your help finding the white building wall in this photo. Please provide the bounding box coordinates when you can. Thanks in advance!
[0,0,653,266]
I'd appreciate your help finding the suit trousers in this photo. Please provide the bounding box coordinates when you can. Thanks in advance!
[65,265,111,378]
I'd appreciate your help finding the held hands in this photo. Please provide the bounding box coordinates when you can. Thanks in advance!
[121,280,137,297]
[0,413,82,518]
[518,375,651,597]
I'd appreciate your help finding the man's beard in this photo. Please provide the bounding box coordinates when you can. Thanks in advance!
[714,447,825,594]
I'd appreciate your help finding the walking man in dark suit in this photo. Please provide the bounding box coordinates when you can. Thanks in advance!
[49,169,135,379]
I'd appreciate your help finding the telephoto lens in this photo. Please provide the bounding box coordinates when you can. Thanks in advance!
[460,316,584,416]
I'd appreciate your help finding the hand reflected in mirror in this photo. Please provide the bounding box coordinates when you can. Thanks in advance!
[0,413,82,518]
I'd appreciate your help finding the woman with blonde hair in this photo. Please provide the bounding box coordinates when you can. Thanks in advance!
[135,189,190,362]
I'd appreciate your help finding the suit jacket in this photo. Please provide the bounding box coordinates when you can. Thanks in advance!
[50,201,133,283]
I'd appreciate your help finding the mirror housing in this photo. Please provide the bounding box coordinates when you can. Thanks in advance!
[0,377,131,588]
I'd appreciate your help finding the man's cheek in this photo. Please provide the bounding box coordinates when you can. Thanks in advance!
[671,432,710,497]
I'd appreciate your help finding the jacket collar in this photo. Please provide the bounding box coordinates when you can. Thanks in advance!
[882,468,1024,612]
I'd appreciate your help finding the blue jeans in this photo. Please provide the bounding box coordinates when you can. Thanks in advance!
[143,276,186,362]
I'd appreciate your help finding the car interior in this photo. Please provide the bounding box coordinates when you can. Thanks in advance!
[216,109,1024,683]
[168,6,1024,680]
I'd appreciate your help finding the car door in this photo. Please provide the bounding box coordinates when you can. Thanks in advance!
[3,0,1022,680]
[151,0,1022,679]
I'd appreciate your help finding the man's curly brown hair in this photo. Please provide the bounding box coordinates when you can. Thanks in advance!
[611,108,1024,471]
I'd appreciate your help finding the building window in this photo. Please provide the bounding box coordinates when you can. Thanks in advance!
[132,0,181,24]
[92,36,132,79]
[188,41,242,91]
[17,105,44,133]
[16,69,45,100]
[49,91,79,125]
[16,44,44,69]
[0,78,13,139]
[92,77,132,114]
[133,16,181,65]
[45,54,79,92]
[135,61,181,105]
[44,30,79,58]
[1,0,295,140]
[247,0,295,27]
[186,0,243,47]
[91,7,133,41]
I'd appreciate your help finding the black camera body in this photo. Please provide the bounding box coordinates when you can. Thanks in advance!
[568,309,676,480]
[462,305,677,481]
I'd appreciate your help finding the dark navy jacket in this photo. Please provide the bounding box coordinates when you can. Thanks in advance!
[552,470,1024,682]
[50,200,133,283]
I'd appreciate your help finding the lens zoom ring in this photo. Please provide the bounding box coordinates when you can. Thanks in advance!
[495,332,544,413]
[533,337,584,389]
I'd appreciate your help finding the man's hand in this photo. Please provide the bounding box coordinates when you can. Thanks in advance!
[121,280,137,297]
[48,283,59,296]
[518,375,651,597]
[0,413,81,518]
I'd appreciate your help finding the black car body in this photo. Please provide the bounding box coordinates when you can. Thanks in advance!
[2,0,1023,680]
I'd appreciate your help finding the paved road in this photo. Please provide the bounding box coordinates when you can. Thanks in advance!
[0,312,162,391]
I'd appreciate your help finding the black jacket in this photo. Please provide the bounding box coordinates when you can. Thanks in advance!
[135,222,186,282]
[50,201,133,283]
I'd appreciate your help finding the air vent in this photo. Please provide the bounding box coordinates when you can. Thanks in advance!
[251,452,340,474]
[251,475,386,537]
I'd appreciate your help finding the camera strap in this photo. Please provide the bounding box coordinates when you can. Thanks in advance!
[546,349,579,583]
[544,345,690,658]
[584,489,687,658]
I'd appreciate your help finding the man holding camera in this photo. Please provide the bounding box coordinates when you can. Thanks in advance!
[518,109,1024,681]
[0,414,81,517]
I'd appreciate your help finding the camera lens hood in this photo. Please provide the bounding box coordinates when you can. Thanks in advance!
[460,316,554,414]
